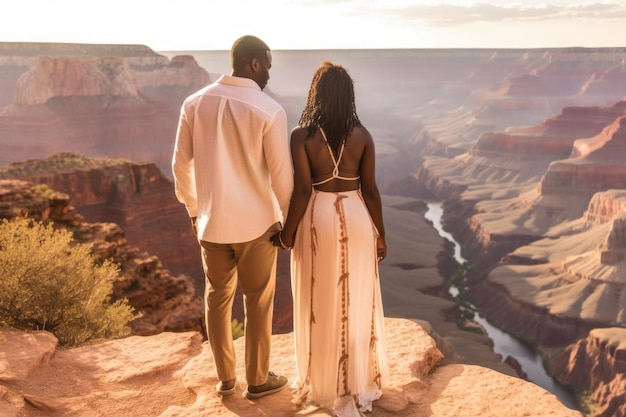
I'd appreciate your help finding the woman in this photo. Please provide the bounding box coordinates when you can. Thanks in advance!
[273,61,388,416]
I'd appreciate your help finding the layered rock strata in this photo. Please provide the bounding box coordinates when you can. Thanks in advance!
[0,156,295,334]
[0,43,210,176]
[476,190,626,343]
[415,99,626,414]
[0,178,203,336]
[0,153,200,283]
[550,328,626,417]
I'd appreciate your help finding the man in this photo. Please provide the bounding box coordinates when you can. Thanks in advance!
[172,35,293,399]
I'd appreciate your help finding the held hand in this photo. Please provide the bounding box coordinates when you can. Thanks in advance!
[270,232,293,250]
[190,217,198,236]
[376,237,387,262]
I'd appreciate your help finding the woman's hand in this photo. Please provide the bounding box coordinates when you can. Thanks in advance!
[376,236,387,262]
[271,232,293,250]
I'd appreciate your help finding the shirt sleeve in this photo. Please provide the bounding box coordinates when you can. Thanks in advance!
[264,107,294,221]
[172,102,198,217]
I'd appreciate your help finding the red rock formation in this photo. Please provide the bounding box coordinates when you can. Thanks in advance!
[472,189,626,336]
[496,74,548,97]
[0,153,199,277]
[2,43,155,107]
[444,117,626,340]
[600,214,626,264]
[0,43,210,177]
[135,55,209,89]
[584,189,626,223]
[15,56,139,105]
[473,103,626,162]
[572,112,626,161]
[0,154,294,334]
[0,178,203,336]
[415,97,626,413]
[0,318,582,417]
[532,49,626,97]
[538,110,626,218]
[580,61,626,96]
[550,328,626,417]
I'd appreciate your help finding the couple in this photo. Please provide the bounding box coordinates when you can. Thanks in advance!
[172,35,388,416]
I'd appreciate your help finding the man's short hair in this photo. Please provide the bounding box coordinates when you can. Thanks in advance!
[231,35,270,70]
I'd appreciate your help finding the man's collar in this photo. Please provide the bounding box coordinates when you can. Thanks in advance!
[217,74,261,90]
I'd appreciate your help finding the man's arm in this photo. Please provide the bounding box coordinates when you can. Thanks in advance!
[171,103,198,218]
[275,127,312,247]
[263,108,294,221]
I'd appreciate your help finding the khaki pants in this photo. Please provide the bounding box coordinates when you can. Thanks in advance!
[200,223,280,386]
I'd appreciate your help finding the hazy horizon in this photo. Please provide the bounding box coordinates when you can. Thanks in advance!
[3,1,626,51]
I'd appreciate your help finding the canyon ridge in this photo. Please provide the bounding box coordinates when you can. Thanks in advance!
[1,43,626,416]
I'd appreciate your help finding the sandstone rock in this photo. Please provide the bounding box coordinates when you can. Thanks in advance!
[0,45,210,177]
[0,318,580,417]
[15,56,139,105]
[413,92,626,417]
[0,178,204,337]
[135,55,210,89]
[584,189,626,223]
[581,64,626,96]
[0,154,203,284]
[550,328,626,417]
[496,74,548,97]
[0,330,57,383]
[0,155,294,334]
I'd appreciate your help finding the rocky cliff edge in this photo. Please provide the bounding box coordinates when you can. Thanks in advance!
[0,318,580,417]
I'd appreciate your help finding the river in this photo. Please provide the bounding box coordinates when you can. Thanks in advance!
[424,201,580,411]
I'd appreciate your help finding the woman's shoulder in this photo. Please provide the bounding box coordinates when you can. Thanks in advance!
[290,126,315,148]
[349,125,373,144]
[290,125,310,141]
[291,125,308,135]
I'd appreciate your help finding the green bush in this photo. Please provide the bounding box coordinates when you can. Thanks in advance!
[231,319,244,340]
[0,217,139,346]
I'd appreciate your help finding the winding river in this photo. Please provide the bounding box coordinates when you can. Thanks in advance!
[424,202,580,411]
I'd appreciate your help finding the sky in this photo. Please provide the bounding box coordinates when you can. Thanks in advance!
[2,0,626,51]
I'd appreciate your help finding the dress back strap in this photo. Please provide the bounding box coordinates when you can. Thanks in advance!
[320,128,346,177]
[311,128,360,186]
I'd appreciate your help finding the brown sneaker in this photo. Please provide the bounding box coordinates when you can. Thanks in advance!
[244,372,288,399]
[216,378,236,396]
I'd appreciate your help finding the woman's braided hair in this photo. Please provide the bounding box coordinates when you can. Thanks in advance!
[298,61,361,158]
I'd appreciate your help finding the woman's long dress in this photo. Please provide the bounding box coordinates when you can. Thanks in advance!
[291,189,388,417]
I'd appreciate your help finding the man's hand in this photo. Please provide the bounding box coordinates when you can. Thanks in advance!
[191,217,197,236]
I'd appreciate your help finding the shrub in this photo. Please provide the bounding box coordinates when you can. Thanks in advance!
[231,319,244,340]
[0,217,139,346]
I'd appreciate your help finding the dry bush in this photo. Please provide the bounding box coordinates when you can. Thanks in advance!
[0,217,138,346]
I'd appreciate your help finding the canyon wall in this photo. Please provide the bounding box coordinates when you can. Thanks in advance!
[0,155,295,334]
[0,153,199,280]
[414,98,626,414]
[0,178,203,336]
[0,43,210,177]
[550,327,626,417]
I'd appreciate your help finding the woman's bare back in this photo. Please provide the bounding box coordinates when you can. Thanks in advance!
[304,125,370,192]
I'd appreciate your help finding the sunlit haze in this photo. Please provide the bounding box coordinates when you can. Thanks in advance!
[2,0,626,51]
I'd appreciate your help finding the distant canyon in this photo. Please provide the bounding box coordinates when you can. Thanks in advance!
[1,43,625,416]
